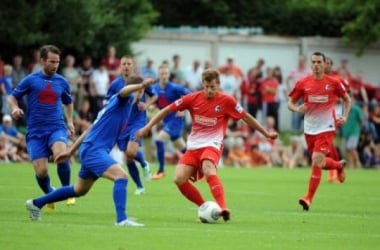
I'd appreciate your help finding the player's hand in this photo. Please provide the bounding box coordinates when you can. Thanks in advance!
[142,78,155,87]
[54,151,71,163]
[336,116,347,126]
[135,128,148,141]
[297,104,307,114]
[67,122,75,138]
[137,102,147,111]
[11,108,24,120]
[176,111,185,117]
[266,132,278,140]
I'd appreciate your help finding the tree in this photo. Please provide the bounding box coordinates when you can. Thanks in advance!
[0,0,158,62]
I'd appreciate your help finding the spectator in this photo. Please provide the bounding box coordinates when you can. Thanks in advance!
[0,64,13,115]
[219,55,244,79]
[27,50,42,73]
[334,57,352,82]
[11,54,27,88]
[248,144,272,167]
[101,45,120,82]
[141,58,157,79]
[225,137,250,167]
[219,66,241,102]
[286,55,311,132]
[259,67,279,130]
[185,59,202,91]
[62,55,82,110]
[240,67,261,119]
[170,54,185,85]
[89,64,109,119]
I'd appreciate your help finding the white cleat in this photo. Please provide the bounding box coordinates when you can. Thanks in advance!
[143,162,152,182]
[115,219,144,227]
[25,199,41,221]
[134,188,145,195]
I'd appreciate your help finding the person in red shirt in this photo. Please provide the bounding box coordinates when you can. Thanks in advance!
[136,68,278,222]
[288,52,352,211]
[325,57,350,182]
[101,45,121,83]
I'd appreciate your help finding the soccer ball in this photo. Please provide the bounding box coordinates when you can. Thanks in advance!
[198,201,222,223]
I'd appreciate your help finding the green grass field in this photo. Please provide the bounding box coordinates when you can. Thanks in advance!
[0,163,379,250]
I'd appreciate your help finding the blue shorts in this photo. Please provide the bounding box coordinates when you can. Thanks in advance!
[26,129,68,161]
[117,125,143,151]
[78,143,117,180]
[163,118,185,141]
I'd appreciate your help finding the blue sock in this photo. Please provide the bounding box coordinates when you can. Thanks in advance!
[57,161,71,186]
[34,186,76,208]
[127,161,143,189]
[134,151,147,168]
[113,178,128,223]
[155,140,165,173]
[35,175,54,194]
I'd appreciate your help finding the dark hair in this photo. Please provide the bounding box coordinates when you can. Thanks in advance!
[326,57,333,65]
[39,45,61,59]
[312,51,326,62]
[127,75,143,85]
[202,69,220,83]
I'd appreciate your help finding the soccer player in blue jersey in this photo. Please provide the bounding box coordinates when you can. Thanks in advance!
[150,66,191,180]
[25,76,155,226]
[8,45,75,209]
[106,55,157,195]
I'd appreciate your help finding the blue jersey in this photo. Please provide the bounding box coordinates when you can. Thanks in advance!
[151,81,191,125]
[106,76,156,135]
[83,93,134,152]
[11,71,72,134]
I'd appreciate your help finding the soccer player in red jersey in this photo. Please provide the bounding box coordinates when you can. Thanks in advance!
[136,68,278,221]
[288,52,352,211]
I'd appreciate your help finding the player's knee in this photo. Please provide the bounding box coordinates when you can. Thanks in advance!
[126,151,137,162]
[311,154,324,167]
[35,167,48,177]
[173,175,187,186]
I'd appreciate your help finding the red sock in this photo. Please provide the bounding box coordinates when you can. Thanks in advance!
[306,167,322,201]
[324,157,341,170]
[177,181,205,206]
[207,175,227,210]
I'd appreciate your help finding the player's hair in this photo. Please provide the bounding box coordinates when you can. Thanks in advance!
[121,55,134,60]
[40,45,61,59]
[312,51,326,62]
[202,69,220,83]
[326,57,333,65]
[127,75,144,85]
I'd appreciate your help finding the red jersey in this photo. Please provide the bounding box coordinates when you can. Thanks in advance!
[289,74,347,135]
[169,91,246,151]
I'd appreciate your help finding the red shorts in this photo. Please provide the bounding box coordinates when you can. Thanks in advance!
[179,146,222,182]
[304,131,335,156]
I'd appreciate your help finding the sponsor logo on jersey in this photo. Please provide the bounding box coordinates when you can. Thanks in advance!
[194,115,217,126]
[325,84,330,90]
[235,104,243,113]
[308,95,328,103]
[215,105,221,113]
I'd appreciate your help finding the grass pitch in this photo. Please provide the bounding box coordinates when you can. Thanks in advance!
[0,163,379,250]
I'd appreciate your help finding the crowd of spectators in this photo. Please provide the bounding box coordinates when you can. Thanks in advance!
[0,46,379,170]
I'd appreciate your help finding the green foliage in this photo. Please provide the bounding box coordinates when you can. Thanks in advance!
[0,0,158,61]
[0,163,379,249]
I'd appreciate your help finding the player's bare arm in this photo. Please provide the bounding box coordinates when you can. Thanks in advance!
[287,99,307,114]
[65,103,75,137]
[119,78,155,98]
[242,113,278,139]
[337,92,352,126]
[8,95,24,119]
[135,106,173,140]
[55,127,91,163]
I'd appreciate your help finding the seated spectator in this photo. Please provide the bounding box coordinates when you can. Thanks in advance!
[281,136,308,168]
[248,144,272,167]
[365,143,380,169]
[225,137,250,167]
